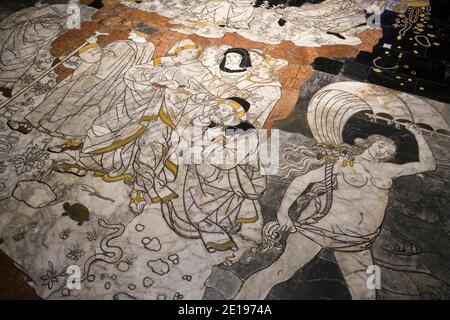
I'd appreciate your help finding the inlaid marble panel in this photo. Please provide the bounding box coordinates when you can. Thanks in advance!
[0,0,448,300]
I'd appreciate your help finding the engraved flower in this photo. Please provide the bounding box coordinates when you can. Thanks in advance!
[21,74,36,84]
[8,144,49,175]
[39,261,63,290]
[31,80,55,95]
[86,230,97,242]
[58,228,72,240]
[12,228,26,242]
[66,244,85,261]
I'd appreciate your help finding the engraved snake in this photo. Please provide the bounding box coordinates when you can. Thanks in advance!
[48,219,125,297]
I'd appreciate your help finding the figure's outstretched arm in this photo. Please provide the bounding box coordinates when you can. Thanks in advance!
[385,125,437,178]
[78,36,103,64]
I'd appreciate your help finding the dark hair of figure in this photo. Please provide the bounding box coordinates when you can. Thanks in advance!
[226,96,250,112]
[219,48,252,73]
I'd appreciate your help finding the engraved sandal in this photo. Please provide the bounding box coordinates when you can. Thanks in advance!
[47,140,83,153]
[7,119,33,134]
[54,163,88,177]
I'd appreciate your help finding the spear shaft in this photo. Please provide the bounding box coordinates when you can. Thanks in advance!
[0,31,109,110]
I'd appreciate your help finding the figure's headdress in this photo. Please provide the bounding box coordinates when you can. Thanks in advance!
[217,97,250,119]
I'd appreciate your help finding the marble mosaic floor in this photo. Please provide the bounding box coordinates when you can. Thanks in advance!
[0,0,449,300]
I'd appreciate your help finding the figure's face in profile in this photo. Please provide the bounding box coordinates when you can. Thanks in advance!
[249,51,264,66]
[225,52,243,67]
[128,31,140,41]
[200,47,219,67]
[178,48,199,61]
[368,140,396,161]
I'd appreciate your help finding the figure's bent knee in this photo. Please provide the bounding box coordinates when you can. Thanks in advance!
[268,263,297,283]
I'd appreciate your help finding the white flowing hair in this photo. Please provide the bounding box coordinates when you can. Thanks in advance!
[279,135,398,180]
[278,143,325,180]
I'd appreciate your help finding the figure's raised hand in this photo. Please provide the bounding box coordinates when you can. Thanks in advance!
[277,211,296,233]
[86,35,98,44]
[404,123,422,136]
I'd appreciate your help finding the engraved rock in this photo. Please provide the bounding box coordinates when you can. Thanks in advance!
[147,259,170,276]
[142,237,161,252]
[13,181,56,208]
[143,277,154,288]
[113,292,136,300]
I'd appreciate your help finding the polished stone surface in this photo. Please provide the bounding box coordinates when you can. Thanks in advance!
[0,0,448,300]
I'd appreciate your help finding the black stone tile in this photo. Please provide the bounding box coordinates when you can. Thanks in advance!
[378,26,399,44]
[374,8,448,60]
[396,37,428,57]
[397,52,446,83]
[343,5,450,102]
[426,39,450,62]
[375,29,427,57]
[367,69,418,94]
[266,278,299,300]
[355,47,400,69]
[267,249,351,300]
[430,0,450,20]
[445,63,450,85]
[342,61,371,81]
[428,18,450,38]
[379,10,401,27]
[418,56,447,83]
[311,57,343,75]
[415,79,450,102]
[396,52,422,77]
[265,293,280,300]
[354,51,376,65]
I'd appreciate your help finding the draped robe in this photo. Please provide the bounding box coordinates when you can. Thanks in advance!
[163,120,267,252]
[80,57,238,202]
[209,65,282,128]
[26,40,155,140]
[191,0,256,29]
[233,78,281,129]
[0,4,67,88]
[79,60,174,202]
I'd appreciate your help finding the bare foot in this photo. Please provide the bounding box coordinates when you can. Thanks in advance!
[129,190,146,215]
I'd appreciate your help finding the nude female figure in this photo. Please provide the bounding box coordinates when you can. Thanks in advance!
[235,125,436,300]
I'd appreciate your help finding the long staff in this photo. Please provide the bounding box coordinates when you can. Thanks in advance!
[0,31,109,110]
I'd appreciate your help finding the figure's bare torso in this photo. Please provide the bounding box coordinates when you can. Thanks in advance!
[299,161,393,236]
